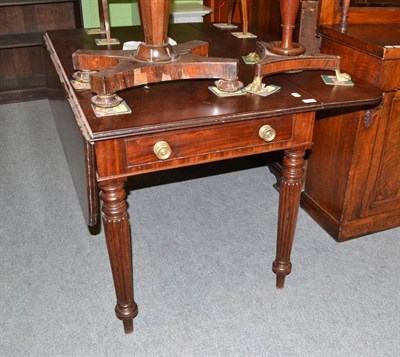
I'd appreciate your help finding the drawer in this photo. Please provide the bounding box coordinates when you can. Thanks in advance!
[124,115,294,168]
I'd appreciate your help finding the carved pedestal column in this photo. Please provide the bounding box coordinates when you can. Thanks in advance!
[267,0,305,56]
[99,179,138,334]
[273,149,306,288]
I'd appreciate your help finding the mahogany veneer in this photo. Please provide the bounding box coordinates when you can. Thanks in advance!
[301,24,400,241]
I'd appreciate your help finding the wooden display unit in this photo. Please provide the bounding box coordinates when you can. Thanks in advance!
[301,20,400,241]
[0,0,82,103]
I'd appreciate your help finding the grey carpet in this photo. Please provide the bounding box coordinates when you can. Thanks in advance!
[0,99,399,357]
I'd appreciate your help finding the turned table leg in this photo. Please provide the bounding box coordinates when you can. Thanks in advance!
[227,0,234,26]
[266,0,305,56]
[100,0,111,42]
[339,0,351,33]
[273,148,306,288]
[99,179,138,333]
[240,0,248,34]
[227,0,248,34]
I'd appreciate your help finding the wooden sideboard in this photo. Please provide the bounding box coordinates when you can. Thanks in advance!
[301,23,400,241]
[0,0,82,103]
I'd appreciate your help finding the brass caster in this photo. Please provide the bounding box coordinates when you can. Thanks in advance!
[72,70,97,83]
[244,76,263,93]
[91,94,123,108]
[335,69,351,82]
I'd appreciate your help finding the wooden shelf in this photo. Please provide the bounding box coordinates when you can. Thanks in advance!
[0,0,79,7]
[0,75,45,90]
[0,32,43,49]
[0,0,81,103]
[0,75,47,103]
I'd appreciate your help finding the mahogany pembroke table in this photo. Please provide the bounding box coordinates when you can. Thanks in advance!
[44,23,382,334]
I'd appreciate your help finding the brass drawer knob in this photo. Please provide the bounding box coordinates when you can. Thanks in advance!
[259,124,276,142]
[153,141,172,160]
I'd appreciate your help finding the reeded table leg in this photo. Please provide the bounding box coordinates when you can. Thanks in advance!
[273,148,306,288]
[99,179,138,334]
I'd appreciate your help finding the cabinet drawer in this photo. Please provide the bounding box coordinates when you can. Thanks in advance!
[124,115,294,168]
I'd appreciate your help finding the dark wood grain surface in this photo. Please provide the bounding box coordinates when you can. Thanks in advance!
[303,23,400,241]
[45,23,382,140]
[320,24,400,60]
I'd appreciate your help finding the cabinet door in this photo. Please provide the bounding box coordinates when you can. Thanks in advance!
[362,91,400,216]
[204,0,252,24]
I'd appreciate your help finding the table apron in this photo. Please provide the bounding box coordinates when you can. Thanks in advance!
[94,112,315,181]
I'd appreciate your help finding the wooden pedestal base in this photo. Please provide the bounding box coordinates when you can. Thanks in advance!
[73,41,243,108]
[72,0,242,108]
[245,42,342,93]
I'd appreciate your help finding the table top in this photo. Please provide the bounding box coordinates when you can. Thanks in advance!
[45,23,382,142]
[319,24,400,60]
